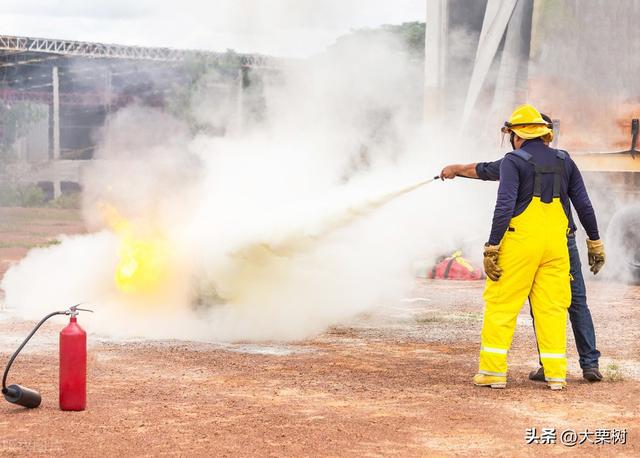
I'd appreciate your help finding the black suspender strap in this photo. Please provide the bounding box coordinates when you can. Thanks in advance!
[532,164,563,197]
[532,150,566,198]
[510,148,567,199]
[553,164,562,198]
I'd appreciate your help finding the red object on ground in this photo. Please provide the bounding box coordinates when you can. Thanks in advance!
[59,316,87,411]
[428,251,484,280]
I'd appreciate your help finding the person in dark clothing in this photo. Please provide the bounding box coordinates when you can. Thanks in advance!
[440,111,605,382]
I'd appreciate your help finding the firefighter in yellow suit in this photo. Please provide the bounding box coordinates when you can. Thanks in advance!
[474,104,603,390]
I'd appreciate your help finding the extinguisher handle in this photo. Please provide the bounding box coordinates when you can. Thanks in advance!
[67,304,94,315]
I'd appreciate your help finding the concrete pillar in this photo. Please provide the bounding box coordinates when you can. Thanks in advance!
[52,65,61,198]
[424,0,449,123]
[491,0,534,118]
[460,0,518,131]
[102,67,112,158]
[233,67,245,135]
[104,67,112,111]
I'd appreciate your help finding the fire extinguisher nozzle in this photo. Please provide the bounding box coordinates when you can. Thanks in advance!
[3,384,42,408]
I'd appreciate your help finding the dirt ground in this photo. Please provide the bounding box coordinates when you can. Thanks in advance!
[0,207,638,457]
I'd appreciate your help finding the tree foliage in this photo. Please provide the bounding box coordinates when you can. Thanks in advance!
[0,101,47,163]
[331,22,426,59]
[166,49,243,134]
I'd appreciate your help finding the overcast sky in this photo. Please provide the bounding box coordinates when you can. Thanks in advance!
[0,0,426,57]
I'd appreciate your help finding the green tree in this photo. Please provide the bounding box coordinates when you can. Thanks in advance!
[331,22,426,59]
[166,49,244,134]
[0,100,46,165]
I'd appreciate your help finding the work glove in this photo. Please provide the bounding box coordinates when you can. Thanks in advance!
[483,244,502,281]
[586,239,605,275]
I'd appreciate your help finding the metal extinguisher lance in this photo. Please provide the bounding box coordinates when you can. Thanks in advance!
[2,304,92,409]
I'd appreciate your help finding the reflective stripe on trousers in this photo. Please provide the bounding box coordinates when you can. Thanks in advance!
[480,196,571,382]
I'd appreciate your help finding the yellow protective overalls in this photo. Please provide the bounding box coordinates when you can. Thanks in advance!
[480,150,571,383]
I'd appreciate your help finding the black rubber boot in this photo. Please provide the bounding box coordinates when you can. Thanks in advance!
[528,367,545,382]
[583,366,603,382]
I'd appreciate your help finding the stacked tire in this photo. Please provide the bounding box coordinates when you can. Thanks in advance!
[606,204,640,283]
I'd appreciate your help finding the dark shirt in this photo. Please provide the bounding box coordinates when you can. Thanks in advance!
[476,139,599,245]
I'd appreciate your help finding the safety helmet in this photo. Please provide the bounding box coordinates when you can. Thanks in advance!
[501,104,553,140]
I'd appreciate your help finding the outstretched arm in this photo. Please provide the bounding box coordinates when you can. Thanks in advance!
[440,163,479,180]
[440,159,503,181]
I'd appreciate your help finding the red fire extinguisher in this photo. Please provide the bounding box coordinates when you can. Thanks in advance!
[2,304,92,410]
[60,311,87,411]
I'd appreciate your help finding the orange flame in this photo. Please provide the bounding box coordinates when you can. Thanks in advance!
[99,202,170,294]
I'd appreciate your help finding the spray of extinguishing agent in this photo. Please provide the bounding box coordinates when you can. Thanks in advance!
[1,177,446,410]
[2,304,92,410]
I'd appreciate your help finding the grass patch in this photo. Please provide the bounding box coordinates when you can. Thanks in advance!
[416,312,483,325]
[0,208,82,224]
[0,184,46,207]
[0,238,61,250]
[447,312,484,322]
[603,363,624,382]
[36,239,61,248]
[49,192,81,209]
[416,315,444,324]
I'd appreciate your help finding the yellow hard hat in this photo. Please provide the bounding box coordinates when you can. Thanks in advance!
[501,104,553,140]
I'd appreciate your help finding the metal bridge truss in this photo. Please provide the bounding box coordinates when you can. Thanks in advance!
[0,35,278,68]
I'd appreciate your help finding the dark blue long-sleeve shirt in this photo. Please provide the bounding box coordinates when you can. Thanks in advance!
[477,139,599,245]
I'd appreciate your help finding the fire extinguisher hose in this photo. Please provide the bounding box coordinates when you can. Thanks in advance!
[2,310,67,394]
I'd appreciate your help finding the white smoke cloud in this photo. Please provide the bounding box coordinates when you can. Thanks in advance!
[1,26,495,342]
